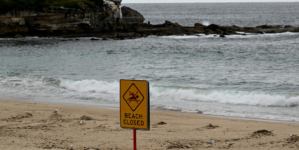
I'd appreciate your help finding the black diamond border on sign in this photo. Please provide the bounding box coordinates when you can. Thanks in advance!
[123,83,144,112]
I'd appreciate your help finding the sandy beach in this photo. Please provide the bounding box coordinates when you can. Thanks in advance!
[0,100,298,150]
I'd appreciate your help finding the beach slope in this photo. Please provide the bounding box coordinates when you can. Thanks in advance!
[0,100,298,150]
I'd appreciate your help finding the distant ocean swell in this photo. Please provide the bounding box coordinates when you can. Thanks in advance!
[1,75,298,108]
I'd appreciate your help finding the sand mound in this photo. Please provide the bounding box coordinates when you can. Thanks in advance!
[49,114,71,123]
[80,115,93,120]
[21,125,50,130]
[287,135,299,142]
[204,124,219,129]
[165,140,207,149]
[251,130,274,138]
[4,113,33,122]
[157,121,167,125]
[94,124,108,131]
[167,142,190,149]
[50,114,62,118]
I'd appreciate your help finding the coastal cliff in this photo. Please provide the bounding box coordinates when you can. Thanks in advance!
[1,1,299,39]
[0,0,122,37]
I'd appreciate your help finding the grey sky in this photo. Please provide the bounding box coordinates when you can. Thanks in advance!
[123,0,299,3]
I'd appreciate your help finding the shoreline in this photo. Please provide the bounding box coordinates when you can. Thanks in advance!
[2,98,299,125]
[1,28,298,41]
[0,99,298,149]
[2,17,299,40]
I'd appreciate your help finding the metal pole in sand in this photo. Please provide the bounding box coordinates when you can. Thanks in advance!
[132,78,137,150]
[133,128,137,150]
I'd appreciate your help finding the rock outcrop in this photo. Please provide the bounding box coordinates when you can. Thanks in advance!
[121,6,144,23]
[0,0,122,37]
[0,1,299,39]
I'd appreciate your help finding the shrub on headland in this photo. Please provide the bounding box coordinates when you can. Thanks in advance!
[0,0,104,14]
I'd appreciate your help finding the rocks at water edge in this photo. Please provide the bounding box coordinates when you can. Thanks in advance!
[220,33,225,38]
[1,0,299,39]
[15,34,24,38]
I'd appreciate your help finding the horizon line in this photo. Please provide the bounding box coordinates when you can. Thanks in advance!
[122,1,299,3]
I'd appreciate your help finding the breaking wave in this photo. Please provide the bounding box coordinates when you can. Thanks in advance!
[2,75,297,107]
[202,21,211,26]
[151,86,299,107]
[1,75,299,121]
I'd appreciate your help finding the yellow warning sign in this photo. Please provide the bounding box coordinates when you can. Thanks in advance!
[120,80,150,130]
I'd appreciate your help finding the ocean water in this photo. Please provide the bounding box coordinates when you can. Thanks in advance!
[1,3,299,122]
[124,3,299,27]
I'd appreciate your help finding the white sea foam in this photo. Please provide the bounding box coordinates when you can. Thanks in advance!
[236,31,246,34]
[58,79,299,108]
[1,76,298,108]
[226,32,299,39]
[203,21,211,26]
[60,79,118,94]
[25,36,39,39]
[160,34,217,39]
[157,31,299,39]
[1,76,299,121]
[59,79,120,103]
[160,35,199,39]
[151,86,299,107]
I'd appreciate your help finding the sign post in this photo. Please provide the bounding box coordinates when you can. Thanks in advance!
[134,129,136,150]
[120,80,150,150]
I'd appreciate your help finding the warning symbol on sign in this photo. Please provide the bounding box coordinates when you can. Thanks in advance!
[123,83,144,111]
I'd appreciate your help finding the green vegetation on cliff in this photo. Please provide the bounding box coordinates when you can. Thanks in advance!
[0,0,104,14]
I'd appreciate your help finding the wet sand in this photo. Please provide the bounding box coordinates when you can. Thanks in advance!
[0,99,298,150]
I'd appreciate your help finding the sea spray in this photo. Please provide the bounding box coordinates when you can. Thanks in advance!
[202,21,211,26]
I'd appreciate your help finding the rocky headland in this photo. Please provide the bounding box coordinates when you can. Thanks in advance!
[1,0,299,39]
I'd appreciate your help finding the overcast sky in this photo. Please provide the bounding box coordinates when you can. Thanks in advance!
[123,0,299,3]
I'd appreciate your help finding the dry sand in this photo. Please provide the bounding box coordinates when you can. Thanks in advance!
[0,100,298,150]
